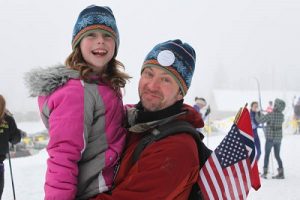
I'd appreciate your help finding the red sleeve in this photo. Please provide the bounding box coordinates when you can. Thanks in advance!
[92,133,199,200]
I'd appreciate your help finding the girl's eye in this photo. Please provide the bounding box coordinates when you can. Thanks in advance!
[86,32,96,37]
[103,33,111,38]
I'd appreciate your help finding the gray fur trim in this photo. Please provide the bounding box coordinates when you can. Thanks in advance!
[24,65,80,97]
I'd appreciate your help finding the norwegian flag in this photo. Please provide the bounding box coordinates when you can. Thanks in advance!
[198,107,261,200]
[236,107,261,190]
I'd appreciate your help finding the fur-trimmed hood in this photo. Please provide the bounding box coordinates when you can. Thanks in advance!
[24,65,80,97]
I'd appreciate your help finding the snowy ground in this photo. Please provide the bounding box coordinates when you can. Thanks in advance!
[2,125,300,199]
[203,130,300,200]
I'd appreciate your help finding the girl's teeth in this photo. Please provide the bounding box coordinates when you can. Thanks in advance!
[92,49,107,55]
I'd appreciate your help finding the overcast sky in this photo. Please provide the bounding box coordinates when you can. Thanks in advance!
[1,0,299,113]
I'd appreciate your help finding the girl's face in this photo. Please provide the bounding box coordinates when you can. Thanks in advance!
[80,30,116,72]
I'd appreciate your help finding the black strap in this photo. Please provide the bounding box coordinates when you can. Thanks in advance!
[131,120,212,200]
[132,134,156,164]
[132,120,211,166]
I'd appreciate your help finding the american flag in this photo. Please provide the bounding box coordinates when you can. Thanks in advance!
[198,108,261,200]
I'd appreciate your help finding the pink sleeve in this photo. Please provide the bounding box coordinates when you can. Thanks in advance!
[40,88,85,200]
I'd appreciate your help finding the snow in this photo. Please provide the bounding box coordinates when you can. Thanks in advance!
[2,123,300,199]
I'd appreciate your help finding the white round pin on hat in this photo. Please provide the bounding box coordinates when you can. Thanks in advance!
[157,50,175,66]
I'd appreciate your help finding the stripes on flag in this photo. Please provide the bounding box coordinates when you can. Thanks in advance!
[236,108,261,190]
[199,124,253,200]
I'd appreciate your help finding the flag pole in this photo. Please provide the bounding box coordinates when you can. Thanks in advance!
[234,108,242,124]
[234,103,248,124]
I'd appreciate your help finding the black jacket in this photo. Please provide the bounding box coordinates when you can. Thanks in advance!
[0,113,21,162]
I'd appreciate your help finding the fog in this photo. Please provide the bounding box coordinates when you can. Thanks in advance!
[1,0,299,116]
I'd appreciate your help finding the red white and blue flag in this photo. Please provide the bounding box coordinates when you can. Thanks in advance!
[198,107,261,200]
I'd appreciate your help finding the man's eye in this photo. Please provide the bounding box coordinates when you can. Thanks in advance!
[143,71,153,77]
[146,72,152,77]
[162,77,170,83]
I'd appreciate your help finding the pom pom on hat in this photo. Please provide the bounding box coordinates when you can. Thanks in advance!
[72,5,119,54]
[142,39,196,96]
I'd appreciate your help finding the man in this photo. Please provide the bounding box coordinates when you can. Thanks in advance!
[193,97,210,120]
[91,39,204,199]
[256,98,285,179]
[193,97,206,114]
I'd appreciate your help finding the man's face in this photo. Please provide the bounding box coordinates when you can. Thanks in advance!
[196,99,206,108]
[138,67,183,112]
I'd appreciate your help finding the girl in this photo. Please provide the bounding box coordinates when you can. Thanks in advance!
[0,95,21,199]
[25,5,130,200]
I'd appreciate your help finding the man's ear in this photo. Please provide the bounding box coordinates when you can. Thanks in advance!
[176,90,184,101]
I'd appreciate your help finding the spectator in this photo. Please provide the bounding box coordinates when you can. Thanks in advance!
[292,96,300,134]
[0,95,21,199]
[266,100,273,113]
[193,97,211,121]
[256,98,285,179]
[250,101,261,161]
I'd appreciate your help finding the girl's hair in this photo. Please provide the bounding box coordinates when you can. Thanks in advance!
[65,46,131,91]
[0,95,6,122]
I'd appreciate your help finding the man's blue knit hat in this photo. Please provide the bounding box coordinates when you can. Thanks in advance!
[72,5,119,54]
[142,39,196,96]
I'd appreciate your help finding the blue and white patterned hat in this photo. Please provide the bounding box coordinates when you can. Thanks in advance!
[72,5,119,53]
[142,39,196,96]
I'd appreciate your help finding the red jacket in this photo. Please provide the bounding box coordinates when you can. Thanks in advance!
[91,104,204,200]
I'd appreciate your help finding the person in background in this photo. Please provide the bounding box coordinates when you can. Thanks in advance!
[256,98,285,179]
[193,97,211,121]
[25,5,130,200]
[266,100,273,113]
[250,101,261,161]
[292,96,300,134]
[91,39,204,199]
[0,95,21,199]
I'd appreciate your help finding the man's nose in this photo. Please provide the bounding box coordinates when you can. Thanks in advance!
[146,78,160,90]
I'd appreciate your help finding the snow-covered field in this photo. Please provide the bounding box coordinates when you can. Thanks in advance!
[2,124,300,199]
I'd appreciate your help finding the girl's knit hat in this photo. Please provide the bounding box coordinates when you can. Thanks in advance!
[72,5,119,54]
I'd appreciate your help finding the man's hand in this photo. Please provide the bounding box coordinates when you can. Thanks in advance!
[204,106,211,117]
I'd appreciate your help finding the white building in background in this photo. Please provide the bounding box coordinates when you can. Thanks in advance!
[211,89,298,118]
[191,65,300,119]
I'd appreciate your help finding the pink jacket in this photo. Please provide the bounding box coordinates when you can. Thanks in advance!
[26,66,126,200]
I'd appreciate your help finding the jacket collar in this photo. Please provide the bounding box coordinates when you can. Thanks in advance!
[126,102,204,133]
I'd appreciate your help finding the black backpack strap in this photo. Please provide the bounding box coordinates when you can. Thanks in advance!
[131,133,156,164]
[132,120,198,164]
[132,120,211,166]
[131,120,212,200]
